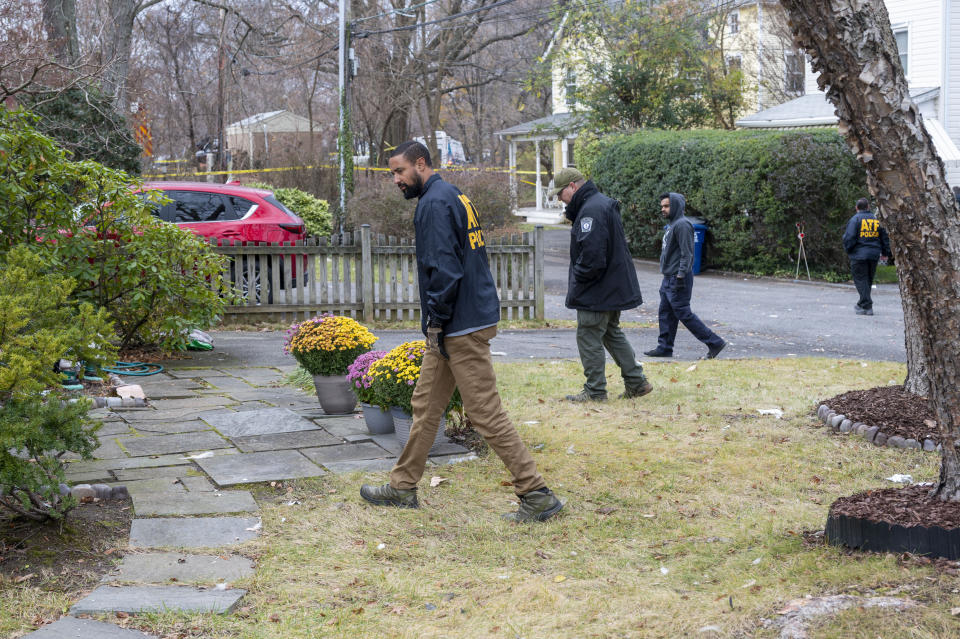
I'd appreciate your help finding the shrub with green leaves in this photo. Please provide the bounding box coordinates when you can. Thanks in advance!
[0,246,116,521]
[0,107,233,350]
[248,182,333,237]
[586,129,867,277]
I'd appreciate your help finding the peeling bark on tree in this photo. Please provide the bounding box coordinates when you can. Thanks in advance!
[780,0,960,500]
[901,288,930,396]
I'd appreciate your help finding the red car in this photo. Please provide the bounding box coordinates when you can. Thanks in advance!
[139,181,306,243]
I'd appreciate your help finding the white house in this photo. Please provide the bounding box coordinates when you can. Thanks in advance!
[736,0,960,185]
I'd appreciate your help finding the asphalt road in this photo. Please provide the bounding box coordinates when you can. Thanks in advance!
[172,230,905,368]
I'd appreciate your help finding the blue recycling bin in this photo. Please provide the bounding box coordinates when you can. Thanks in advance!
[692,223,708,274]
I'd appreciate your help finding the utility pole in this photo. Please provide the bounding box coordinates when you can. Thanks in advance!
[337,0,351,235]
[216,8,228,178]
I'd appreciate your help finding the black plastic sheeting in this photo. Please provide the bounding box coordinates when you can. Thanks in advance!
[826,513,960,559]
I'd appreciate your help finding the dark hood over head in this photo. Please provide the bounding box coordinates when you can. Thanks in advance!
[665,192,685,222]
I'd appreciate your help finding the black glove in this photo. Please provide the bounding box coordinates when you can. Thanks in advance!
[675,275,686,289]
[426,323,449,360]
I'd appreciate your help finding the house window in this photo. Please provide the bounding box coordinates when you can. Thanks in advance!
[726,55,742,75]
[566,139,575,167]
[894,27,909,75]
[728,11,739,34]
[565,69,577,108]
[784,50,804,94]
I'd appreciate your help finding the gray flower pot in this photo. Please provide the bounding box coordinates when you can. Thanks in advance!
[361,402,395,434]
[390,406,446,450]
[312,375,358,415]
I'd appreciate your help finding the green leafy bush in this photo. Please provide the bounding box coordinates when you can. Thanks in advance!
[444,170,514,231]
[247,182,333,237]
[0,246,116,521]
[589,129,867,277]
[0,108,233,350]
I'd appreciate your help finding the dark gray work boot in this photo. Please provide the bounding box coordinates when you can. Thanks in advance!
[359,483,419,508]
[565,390,607,403]
[619,380,654,399]
[501,488,565,523]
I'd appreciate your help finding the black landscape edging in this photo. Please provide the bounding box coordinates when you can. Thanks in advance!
[815,404,938,452]
[826,511,960,559]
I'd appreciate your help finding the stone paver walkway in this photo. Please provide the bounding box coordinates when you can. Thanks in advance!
[42,366,474,638]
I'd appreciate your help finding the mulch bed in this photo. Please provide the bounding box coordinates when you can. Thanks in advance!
[0,498,132,591]
[830,485,960,529]
[819,385,939,446]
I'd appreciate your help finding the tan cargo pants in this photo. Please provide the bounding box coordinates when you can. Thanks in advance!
[389,326,547,495]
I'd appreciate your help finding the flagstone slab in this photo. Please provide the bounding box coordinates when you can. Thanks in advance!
[64,468,116,483]
[201,407,319,438]
[128,419,215,435]
[91,439,129,460]
[95,421,135,437]
[179,475,217,492]
[164,368,229,379]
[29,616,157,638]
[225,388,319,408]
[133,491,258,517]
[114,465,195,481]
[300,442,391,464]
[232,368,285,386]
[230,429,341,453]
[103,552,255,584]
[311,416,367,438]
[322,458,397,474]
[70,585,245,615]
[150,396,237,411]
[197,450,325,486]
[123,477,187,498]
[64,449,236,475]
[199,376,255,393]
[121,407,229,423]
[118,431,233,457]
[129,517,260,548]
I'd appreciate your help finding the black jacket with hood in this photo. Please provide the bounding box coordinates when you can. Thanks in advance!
[659,192,695,277]
[414,174,500,335]
[564,180,642,311]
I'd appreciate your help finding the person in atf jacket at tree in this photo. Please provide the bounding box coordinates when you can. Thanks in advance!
[643,192,726,360]
[842,197,892,316]
[360,141,564,523]
[550,167,653,403]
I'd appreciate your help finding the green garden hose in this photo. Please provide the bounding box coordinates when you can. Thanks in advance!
[102,361,164,376]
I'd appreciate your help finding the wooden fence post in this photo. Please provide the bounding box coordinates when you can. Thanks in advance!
[534,225,544,320]
[361,224,374,321]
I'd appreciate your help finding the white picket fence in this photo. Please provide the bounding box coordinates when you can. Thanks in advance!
[209,224,545,324]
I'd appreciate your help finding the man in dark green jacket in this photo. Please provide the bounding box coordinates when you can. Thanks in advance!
[360,141,564,523]
[552,167,652,403]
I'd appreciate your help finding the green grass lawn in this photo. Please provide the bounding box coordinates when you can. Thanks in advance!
[6,358,959,638]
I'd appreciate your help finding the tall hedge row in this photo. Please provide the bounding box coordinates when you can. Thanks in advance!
[585,129,867,277]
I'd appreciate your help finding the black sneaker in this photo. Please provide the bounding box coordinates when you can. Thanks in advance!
[619,381,654,399]
[565,390,607,403]
[643,348,672,357]
[359,483,419,508]
[501,488,565,523]
[703,341,726,359]
[855,307,874,316]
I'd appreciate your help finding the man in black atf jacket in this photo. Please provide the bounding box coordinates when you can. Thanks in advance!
[360,141,564,523]
[644,192,726,359]
[551,167,652,403]
[842,197,892,316]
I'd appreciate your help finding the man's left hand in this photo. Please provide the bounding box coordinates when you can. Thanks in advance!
[426,325,449,360]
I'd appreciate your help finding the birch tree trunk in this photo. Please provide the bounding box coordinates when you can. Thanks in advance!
[780,0,960,499]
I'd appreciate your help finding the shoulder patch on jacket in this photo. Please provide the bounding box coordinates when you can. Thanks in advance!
[580,217,594,233]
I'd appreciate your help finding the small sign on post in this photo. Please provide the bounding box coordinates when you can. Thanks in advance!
[795,221,811,281]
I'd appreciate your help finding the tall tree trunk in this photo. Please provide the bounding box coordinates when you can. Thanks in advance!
[102,0,138,112]
[901,281,930,396]
[781,0,960,499]
[42,0,79,63]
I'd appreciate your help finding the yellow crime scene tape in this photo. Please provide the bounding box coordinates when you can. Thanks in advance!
[142,163,547,180]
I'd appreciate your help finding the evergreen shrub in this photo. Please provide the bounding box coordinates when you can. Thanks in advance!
[586,129,867,277]
[247,182,333,237]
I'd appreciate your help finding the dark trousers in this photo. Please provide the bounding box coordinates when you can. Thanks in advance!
[576,310,647,397]
[850,259,878,309]
[656,273,723,352]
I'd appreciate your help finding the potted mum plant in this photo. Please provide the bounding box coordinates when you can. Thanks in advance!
[346,350,394,434]
[283,314,377,414]
[367,341,461,449]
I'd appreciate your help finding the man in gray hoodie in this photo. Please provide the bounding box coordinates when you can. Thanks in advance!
[643,193,726,359]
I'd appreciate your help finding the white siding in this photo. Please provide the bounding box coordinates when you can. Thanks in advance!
[885,0,942,87]
[946,0,960,142]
